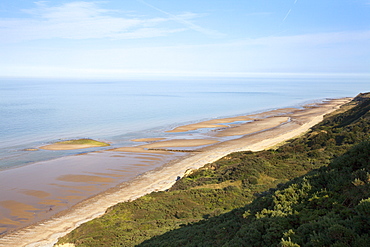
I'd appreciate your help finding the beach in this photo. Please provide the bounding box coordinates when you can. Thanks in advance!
[0,97,351,247]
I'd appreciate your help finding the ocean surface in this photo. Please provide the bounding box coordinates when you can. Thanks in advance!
[0,75,368,170]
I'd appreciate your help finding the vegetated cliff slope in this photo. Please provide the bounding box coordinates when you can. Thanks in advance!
[57,93,370,247]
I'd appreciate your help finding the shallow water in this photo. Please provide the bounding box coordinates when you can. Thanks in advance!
[0,149,186,235]
[1,75,368,170]
[0,75,367,236]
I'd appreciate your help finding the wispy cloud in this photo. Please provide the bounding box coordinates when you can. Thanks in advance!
[0,1,209,42]
[136,0,222,37]
[244,12,271,16]
[2,29,369,78]
[228,30,370,49]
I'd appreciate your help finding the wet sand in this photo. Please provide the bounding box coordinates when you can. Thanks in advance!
[131,138,166,142]
[113,139,219,153]
[0,98,351,247]
[39,144,100,150]
[166,107,300,133]
[0,151,185,239]
[215,116,290,137]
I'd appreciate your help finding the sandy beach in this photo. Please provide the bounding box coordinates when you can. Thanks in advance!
[0,98,351,247]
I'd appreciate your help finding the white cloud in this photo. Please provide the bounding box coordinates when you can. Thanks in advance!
[225,30,370,49]
[24,1,110,20]
[1,28,369,77]
[0,1,207,42]
[136,0,222,37]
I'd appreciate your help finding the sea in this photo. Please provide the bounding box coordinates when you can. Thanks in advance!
[0,75,368,170]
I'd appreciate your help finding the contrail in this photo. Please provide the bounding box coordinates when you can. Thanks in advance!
[282,9,292,23]
[280,0,297,25]
[136,0,220,36]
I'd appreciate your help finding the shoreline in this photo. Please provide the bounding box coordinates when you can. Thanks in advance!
[0,97,351,247]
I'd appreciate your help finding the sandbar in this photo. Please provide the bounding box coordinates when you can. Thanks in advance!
[215,116,290,137]
[166,116,253,133]
[142,139,219,148]
[131,138,166,142]
[166,107,300,133]
[0,97,352,247]
[0,201,39,220]
[112,139,219,154]
[111,147,173,154]
[40,139,109,151]
[19,190,51,199]
[56,174,115,183]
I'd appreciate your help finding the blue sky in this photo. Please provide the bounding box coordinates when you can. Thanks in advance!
[1,0,370,78]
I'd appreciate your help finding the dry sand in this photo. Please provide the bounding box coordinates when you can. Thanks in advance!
[0,98,351,247]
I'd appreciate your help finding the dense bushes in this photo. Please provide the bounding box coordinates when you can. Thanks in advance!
[57,93,370,247]
[139,141,370,247]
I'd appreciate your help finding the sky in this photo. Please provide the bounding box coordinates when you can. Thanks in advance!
[0,0,370,79]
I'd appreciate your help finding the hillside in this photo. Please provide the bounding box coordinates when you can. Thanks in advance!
[57,93,370,247]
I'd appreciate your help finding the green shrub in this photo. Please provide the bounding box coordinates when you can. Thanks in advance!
[57,93,370,247]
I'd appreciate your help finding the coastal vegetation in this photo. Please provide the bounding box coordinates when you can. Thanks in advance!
[55,139,109,146]
[57,93,370,246]
[40,138,109,150]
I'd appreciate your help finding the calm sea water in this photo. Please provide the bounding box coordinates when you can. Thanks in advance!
[0,76,368,169]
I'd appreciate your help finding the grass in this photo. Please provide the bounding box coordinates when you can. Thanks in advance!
[56,139,110,147]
